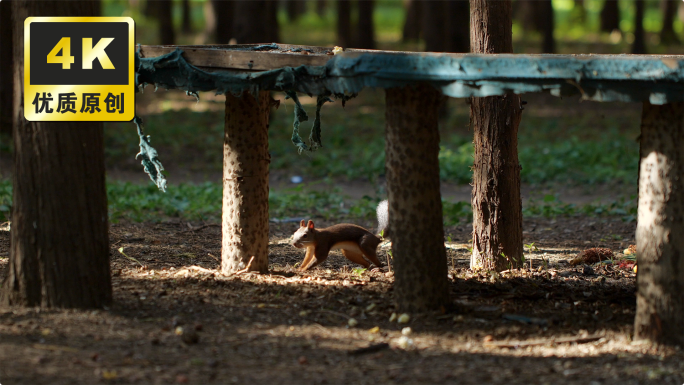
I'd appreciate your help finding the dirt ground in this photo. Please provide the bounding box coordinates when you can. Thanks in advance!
[0,215,682,385]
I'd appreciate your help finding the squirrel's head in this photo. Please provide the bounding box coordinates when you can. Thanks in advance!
[291,220,316,248]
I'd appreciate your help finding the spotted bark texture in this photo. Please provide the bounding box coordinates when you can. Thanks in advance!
[384,84,450,312]
[634,102,684,347]
[470,0,524,271]
[222,91,271,274]
[2,0,111,308]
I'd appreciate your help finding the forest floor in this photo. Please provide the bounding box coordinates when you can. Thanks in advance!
[0,216,683,385]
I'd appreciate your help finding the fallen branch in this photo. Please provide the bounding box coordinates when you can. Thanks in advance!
[234,256,256,275]
[188,265,218,275]
[484,335,603,348]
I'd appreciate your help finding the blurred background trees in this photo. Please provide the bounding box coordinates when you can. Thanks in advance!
[105,0,683,55]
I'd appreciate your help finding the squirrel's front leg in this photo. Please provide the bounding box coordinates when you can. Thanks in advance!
[300,245,330,271]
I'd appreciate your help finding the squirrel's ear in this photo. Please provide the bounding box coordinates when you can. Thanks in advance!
[307,220,315,229]
[300,219,306,227]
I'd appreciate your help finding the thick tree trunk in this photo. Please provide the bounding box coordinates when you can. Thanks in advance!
[600,0,620,33]
[212,0,234,44]
[2,0,111,308]
[634,102,684,347]
[356,0,375,49]
[0,0,13,136]
[402,0,421,42]
[384,84,450,312]
[221,92,271,274]
[422,1,445,52]
[632,0,646,54]
[181,0,192,33]
[540,0,555,53]
[445,0,470,53]
[660,0,680,45]
[469,0,523,271]
[157,0,175,45]
[234,1,270,44]
[337,0,352,47]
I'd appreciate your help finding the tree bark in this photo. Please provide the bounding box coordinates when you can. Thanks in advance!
[634,102,684,347]
[181,0,192,33]
[221,92,272,274]
[632,0,646,54]
[469,0,523,271]
[2,0,111,308]
[600,0,620,33]
[540,0,555,53]
[157,0,175,45]
[0,0,13,136]
[660,0,680,45]
[422,1,445,52]
[337,0,352,47]
[445,0,470,53]
[212,0,234,44]
[402,0,421,43]
[355,0,375,49]
[384,84,450,312]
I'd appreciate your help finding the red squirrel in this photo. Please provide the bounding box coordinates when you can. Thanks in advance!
[291,218,385,271]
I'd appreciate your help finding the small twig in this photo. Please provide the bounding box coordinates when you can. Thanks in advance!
[386,252,392,273]
[177,223,220,234]
[234,256,256,275]
[318,309,351,320]
[207,253,220,262]
[117,247,144,267]
[484,335,603,349]
[348,343,390,356]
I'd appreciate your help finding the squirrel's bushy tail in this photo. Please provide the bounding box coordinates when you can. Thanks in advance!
[376,200,390,238]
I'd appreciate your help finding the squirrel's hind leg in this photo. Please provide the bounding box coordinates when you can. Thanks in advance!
[341,249,371,268]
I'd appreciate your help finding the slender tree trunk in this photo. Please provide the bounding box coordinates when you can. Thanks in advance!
[469,0,523,271]
[600,0,621,33]
[181,0,192,33]
[265,0,280,43]
[402,0,421,42]
[213,0,234,44]
[0,0,13,136]
[541,0,555,53]
[157,0,175,45]
[632,0,646,54]
[385,84,450,312]
[2,0,111,308]
[634,102,684,347]
[221,92,272,274]
[422,1,445,52]
[356,0,375,49]
[515,0,540,32]
[337,0,352,47]
[287,0,306,21]
[660,0,680,45]
[445,0,470,53]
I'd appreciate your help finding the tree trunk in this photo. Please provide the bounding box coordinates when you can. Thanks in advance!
[384,84,450,312]
[234,1,270,43]
[469,0,523,271]
[265,0,281,43]
[356,0,375,49]
[515,0,541,32]
[182,0,192,33]
[402,0,421,42]
[660,0,679,45]
[221,92,272,274]
[0,0,13,136]
[212,0,234,44]
[422,1,445,52]
[600,0,620,33]
[287,0,306,21]
[2,0,111,308]
[337,0,352,47]
[316,0,327,17]
[540,0,555,53]
[632,0,646,54]
[634,102,684,347]
[445,0,470,53]
[157,0,175,45]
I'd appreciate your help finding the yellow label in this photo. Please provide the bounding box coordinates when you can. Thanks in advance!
[24,17,135,122]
